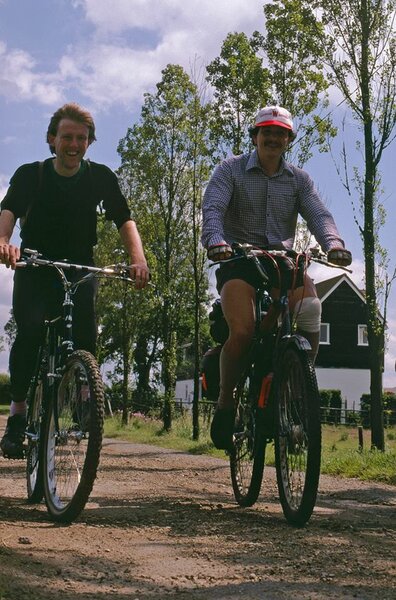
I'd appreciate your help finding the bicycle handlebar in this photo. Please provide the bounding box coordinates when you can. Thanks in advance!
[15,248,135,285]
[209,243,353,273]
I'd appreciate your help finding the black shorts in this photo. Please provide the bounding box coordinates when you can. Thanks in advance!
[215,254,305,294]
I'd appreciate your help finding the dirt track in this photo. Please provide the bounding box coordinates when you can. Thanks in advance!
[0,421,396,599]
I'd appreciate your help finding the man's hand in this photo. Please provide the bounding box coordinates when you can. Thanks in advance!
[0,242,20,269]
[128,262,150,290]
[207,244,232,261]
[327,248,352,267]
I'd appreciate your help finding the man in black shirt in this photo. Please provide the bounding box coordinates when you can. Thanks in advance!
[0,102,150,458]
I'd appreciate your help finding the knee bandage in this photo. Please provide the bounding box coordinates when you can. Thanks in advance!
[293,297,322,333]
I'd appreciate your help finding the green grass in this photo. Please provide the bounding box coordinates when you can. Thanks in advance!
[2,404,394,485]
[104,413,396,485]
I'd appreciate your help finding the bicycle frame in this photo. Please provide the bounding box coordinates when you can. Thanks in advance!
[211,245,311,390]
[20,249,134,436]
[208,243,352,521]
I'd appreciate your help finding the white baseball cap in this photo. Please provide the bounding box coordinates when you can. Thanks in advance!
[254,106,293,131]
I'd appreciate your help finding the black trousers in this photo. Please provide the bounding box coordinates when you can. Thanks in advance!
[9,266,98,401]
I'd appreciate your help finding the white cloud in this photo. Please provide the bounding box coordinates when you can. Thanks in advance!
[63,0,262,110]
[78,0,257,34]
[61,44,161,108]
[0,1,264,112]
[0,41,64,105]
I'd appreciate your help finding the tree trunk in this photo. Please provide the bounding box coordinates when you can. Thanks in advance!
[162,321,176,431]
[361,11,385,450]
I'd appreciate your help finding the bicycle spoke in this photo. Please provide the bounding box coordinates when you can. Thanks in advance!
[43,350,104,522]
[230,370,266,507]
[274,345,321,526]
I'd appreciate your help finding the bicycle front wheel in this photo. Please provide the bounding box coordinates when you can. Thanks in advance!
[43,350,104,522]
[26,380,45,504]
[230,369,266,507]
[274,344,321,526]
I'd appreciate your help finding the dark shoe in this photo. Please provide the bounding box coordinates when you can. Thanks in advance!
[210,408,235,450]
[0,414,26,459]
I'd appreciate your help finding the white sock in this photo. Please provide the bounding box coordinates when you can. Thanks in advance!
[10,401,27,417]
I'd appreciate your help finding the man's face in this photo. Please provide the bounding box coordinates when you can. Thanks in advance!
[49,118,90,175]
[253,126,290,161]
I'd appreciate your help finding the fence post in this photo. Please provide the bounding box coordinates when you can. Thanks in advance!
[358,425,364,452]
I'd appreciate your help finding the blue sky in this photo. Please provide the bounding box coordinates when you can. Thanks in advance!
[0,0,395,387]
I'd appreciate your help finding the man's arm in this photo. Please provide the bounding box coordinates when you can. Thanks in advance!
[0,209,19,269]
[119,220,150,289]
[201,161,233,250]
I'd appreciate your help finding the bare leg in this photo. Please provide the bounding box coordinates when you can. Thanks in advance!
[217,279,256,409]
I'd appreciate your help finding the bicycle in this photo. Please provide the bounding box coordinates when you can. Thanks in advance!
[202,243,351,526]
[10,249,134,523]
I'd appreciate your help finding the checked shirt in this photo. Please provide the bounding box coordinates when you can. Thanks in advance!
[201,150,344,253]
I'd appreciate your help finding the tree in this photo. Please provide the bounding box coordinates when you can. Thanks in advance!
[4,311,16,348]
[118,64,210,431]
[186,75,212,440]
[206,32,271,156]
[320,0,396,450]
[94,219,153,424]
[261,0,337,167]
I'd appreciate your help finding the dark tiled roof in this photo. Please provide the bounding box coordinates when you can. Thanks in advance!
[314,275,345,300]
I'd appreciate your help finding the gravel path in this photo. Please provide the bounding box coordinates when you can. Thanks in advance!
[0,423,395,599]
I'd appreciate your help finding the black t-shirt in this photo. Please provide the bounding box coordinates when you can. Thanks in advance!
[1,158,131,263]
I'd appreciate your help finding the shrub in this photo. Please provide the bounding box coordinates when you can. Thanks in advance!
[0,373,11,406]
[320,389,342,424]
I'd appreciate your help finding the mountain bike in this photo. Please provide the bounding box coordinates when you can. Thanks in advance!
[204,243,351,526]
[12,249,134,523]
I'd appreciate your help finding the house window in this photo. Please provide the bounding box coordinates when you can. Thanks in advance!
[358,324,368,346]
[320,323,330,344]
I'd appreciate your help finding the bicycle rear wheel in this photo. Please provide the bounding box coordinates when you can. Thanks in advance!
[230,369,266,507]
[42,350,104,522]
[26,380,45,504]
[274,344,321,526]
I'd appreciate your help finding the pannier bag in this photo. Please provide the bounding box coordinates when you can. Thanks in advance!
[209,299,229,344]
[201,345,221,400]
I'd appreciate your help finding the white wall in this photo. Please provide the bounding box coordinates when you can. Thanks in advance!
[315,368,370,410]
[175,368,371,412]
[175,379,195,405]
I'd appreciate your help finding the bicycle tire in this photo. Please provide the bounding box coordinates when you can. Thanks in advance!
[274,344,321,526]
[42,350,104,522]
[26,380,45,504]
[230,369,266,507]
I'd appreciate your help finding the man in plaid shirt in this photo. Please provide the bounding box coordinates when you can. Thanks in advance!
[202,105,352,450]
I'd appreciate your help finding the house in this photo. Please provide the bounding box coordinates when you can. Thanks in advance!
[315,273,371,410]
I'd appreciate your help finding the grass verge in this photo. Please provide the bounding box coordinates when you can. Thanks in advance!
[104,413,396,485]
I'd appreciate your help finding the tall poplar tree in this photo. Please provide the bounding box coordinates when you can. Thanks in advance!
[261,0,336,167]
[319,0,396,449]
[206,31,271,157]
[118,64,210,430]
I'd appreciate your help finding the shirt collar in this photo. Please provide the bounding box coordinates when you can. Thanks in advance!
[247,150,294,177]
